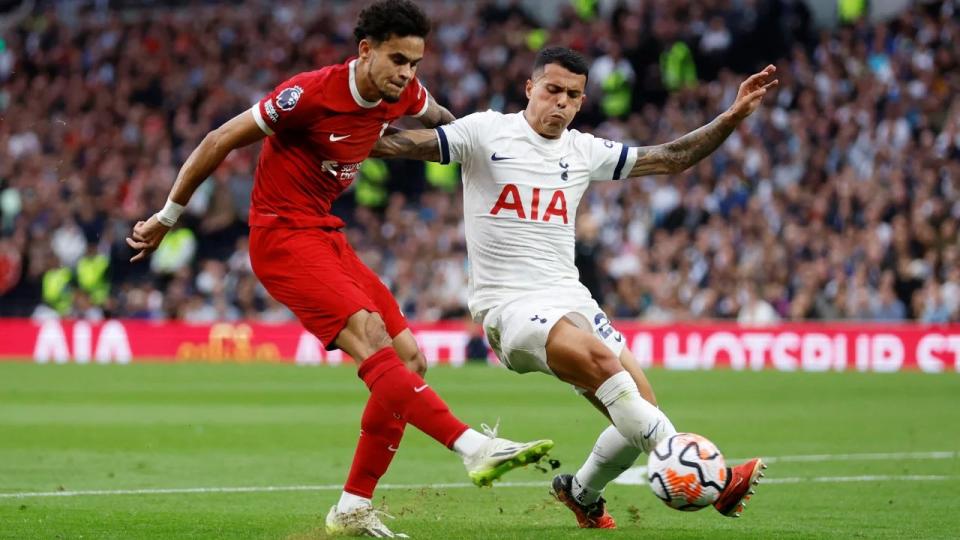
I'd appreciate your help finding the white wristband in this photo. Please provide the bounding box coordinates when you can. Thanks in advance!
[155,199,185,227]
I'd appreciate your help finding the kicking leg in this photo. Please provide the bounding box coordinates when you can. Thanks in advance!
[545,318,675,453]
[339,311,553,485]
[569,346,660,503]
[336,311,469,447]
[328,314,552,537]
[560,335,764,521]
[552,341,669,528]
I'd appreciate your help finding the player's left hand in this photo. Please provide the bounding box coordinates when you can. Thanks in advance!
[728,65,778,121]
[125,215,171,262]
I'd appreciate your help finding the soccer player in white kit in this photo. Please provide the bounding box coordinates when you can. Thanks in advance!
[372,47,777,528]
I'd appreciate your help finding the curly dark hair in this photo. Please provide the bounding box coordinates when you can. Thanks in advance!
[533,47,589,78]
[354,0,431,44]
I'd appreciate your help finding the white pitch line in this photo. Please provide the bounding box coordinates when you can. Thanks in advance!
[757,450,957,464]
[763,475,953,485]
[2,475,958,499]
[613,450,958,485]
[0,481,544,499]
[1,484,346,498]
[2,450,957,499]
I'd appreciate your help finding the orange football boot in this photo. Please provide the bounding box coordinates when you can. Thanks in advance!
[551,474,616,529]
[714,458,766,517]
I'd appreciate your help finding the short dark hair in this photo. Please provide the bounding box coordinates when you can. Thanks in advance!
[533,47,589,77]
[354,0,431,44]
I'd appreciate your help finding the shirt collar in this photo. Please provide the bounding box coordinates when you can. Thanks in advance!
[349,59,381,109]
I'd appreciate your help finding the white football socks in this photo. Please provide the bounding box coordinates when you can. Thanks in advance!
[570,372,679,505]
[594,371,677,453]
[337,491,371,513]
[452,428,488,458]
[570,425,641,506]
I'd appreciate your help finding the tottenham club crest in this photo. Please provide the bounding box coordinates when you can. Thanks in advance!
[275,86,303,111]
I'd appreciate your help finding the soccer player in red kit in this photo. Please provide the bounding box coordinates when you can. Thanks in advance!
[126,1,552,536]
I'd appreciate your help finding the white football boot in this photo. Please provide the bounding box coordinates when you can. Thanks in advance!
[325,505,409,538]
[463,421,555,487]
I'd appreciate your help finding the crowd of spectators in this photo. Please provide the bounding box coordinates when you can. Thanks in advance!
[1,0,958,324]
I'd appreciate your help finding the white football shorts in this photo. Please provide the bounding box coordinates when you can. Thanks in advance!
[479,286,626,377]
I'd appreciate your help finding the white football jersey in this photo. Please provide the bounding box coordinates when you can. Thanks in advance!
[436,110,638,318]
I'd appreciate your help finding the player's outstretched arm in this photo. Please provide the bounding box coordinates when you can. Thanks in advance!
[370,128,441,162]
[628,65,778,177]
[126,110,266,262]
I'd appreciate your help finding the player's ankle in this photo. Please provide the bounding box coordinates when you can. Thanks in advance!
[452,428,488,458]
[337,491,372,513]
[570,474,603,506]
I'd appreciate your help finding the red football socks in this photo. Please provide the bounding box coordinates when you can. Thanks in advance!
[358,347,468,448]
[343,397,406,498]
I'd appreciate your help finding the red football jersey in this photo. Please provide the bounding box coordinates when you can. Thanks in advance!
[249,59,429,228]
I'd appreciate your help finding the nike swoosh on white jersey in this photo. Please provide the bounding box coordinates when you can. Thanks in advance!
[329,133,351,142]
[413,384,429,393]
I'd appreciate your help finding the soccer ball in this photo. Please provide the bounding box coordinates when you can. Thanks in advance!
[647,433,728,511]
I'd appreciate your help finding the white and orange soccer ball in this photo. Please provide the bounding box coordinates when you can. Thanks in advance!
[647,433,728,511]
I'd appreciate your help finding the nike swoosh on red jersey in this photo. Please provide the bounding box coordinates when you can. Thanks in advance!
[329,133,351,142]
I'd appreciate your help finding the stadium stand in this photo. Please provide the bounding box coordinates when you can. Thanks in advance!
[0,0,957,323]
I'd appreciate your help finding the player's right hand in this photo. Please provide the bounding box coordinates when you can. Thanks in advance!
[126,215,171,262]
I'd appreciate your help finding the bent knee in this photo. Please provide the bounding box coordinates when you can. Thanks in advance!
[587,346,622,381]
[362,314,392,350]
[404,351,428,377]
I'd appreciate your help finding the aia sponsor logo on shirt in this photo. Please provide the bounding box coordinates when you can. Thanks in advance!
[489,183,568,224]
[275,85,303,111]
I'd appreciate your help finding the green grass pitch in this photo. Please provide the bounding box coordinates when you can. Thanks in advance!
[1,363,958,539]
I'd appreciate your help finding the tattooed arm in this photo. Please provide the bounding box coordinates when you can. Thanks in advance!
[629,113,740,176]
[629,65,778,177]
[415,97,456,128]
[370,128,441,161]
[375,98,452,155]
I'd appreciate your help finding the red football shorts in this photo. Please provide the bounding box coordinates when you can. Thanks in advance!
[249,226,407,350]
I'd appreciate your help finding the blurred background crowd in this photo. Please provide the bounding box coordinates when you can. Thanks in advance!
[1,0,958,324]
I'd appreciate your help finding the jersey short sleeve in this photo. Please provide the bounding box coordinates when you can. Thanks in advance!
[251,72,323,136]
[404,78,431,118]
[575,132,639,181]
[435,110,496,164]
